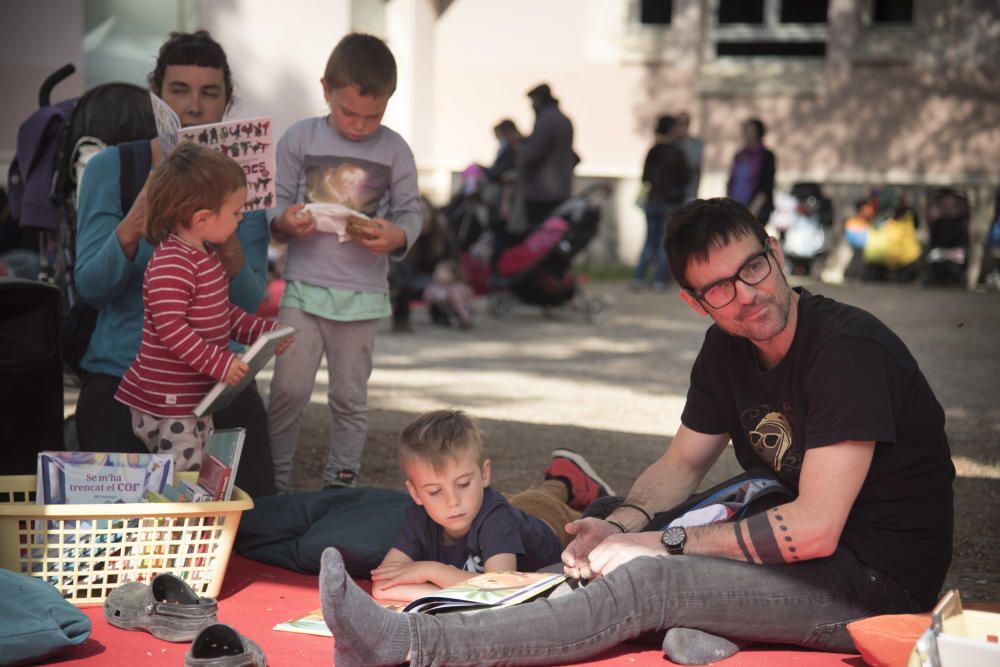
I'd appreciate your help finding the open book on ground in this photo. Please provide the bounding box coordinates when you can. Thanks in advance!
[274,571,566,637]
[193,326,295,418]
[150,92,274,211]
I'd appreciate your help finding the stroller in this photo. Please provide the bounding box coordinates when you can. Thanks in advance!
[486,183,611,323]
[8,64,157,377]
[923,187,970,287]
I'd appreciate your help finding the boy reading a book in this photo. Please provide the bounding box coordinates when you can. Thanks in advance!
[115,143,292,472]
[371,409,613,603]
[266,32,422,493]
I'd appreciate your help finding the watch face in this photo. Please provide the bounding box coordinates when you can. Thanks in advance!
[662,526,686,551]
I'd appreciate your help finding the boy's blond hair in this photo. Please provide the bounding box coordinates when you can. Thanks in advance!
[323,32,397,97]
[145,142,246,245]
[398,410,483,472]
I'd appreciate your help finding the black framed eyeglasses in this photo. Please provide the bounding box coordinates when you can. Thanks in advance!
[688,249,772,309]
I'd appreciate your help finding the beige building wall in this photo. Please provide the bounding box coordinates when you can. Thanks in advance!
[424,0,1000,269]
[4,0,998,276]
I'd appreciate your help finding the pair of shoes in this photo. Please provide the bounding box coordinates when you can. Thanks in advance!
[104,573,217,642]
[652,281,669,292]
[628,280,644,292]
[543,449,615,511]
[185,623,266,666]
[392,319,413,333]
[325,469,357,489]
[105,575,266,665]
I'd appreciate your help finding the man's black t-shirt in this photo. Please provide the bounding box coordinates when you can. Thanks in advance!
[681,289,954,609]
[392,487,563,574]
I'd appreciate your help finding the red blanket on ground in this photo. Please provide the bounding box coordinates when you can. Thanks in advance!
[53,555,862,666]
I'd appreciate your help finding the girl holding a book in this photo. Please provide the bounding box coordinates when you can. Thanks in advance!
[114,143,291,472]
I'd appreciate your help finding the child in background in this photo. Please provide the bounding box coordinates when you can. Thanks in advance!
[115,143,292,472]
[267,33,422,492]
[371,409,613,603]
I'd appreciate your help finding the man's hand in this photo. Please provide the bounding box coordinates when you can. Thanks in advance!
[585,531,666,577]
[223,357,248,385]
[356,218,407,255]
[272,203,316,238]
[561,517,621,579]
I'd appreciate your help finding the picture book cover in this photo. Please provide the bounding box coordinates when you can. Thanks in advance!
[203,427,246,501]
[193,326,295,418]
[36,451,174,505]
[150,92,274,211]
[273,571,567,636]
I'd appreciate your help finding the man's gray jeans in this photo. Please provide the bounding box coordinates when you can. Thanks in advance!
[408,545,919,666]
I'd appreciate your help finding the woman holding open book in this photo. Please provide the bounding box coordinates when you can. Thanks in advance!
[74,31,276,494]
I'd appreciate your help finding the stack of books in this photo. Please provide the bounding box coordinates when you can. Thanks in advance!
[144,428,246,503]
[36,428,246,505]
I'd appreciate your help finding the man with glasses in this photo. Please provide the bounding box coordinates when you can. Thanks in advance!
[316,198,955,667]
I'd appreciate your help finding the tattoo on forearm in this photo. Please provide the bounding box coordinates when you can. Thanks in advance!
[746,510,790,564]
[772,509,799,561]
[733,522,753,563]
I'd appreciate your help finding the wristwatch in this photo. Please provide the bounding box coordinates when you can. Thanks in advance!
[661,526,687,555]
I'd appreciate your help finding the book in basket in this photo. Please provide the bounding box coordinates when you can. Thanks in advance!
[195,455,231,501]
[36,451,174,504]
[273,571,566,637]
[203,427,245,501]
[150,92,275,211]
[193,326,295,418]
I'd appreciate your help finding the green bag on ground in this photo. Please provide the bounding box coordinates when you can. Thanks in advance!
[0,570,90,666]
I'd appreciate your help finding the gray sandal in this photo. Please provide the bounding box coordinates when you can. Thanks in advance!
[184,624,266,666]
[104,573,217,642]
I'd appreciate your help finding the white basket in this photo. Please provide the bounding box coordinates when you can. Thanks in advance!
[0,472,253,606]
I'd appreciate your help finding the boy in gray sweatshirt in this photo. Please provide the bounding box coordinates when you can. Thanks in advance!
[268,33,421,492]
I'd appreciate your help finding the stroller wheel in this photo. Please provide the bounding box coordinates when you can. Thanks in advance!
[489,293,515,319]
[582,296,608,324]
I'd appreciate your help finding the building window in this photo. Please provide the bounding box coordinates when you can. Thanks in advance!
[710,0,829,60]
[872,0,914,23]
[639,0,672,26]
[718,0,763,24]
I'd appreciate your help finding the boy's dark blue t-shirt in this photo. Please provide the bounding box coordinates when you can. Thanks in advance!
[392,487,562,573]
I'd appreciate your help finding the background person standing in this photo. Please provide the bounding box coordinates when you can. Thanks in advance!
[726,117,776,225]
[632,114,688,291]
[516,83,577,231]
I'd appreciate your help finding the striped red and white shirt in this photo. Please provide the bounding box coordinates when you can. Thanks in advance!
[116,234,276,417]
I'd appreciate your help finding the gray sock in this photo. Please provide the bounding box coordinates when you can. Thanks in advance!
[662,627,743,665]
[320,547,411,667]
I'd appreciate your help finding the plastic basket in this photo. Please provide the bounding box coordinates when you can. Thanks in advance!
[0,472,253,606]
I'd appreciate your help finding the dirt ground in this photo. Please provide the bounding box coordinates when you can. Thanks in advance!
[251,278,999,602]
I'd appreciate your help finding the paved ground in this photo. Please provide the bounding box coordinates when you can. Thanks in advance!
[64,277,1000,601]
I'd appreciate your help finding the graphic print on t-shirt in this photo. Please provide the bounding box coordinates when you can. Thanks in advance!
[462,553,484,573]
[741,404,802,477]
[302,155,390,217]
